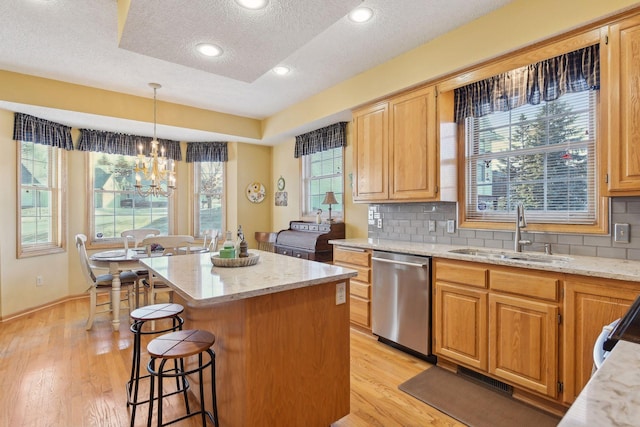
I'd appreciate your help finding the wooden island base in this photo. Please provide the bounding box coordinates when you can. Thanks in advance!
[174,279,351,427]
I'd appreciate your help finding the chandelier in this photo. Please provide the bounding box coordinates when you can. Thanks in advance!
[134,83,176,197]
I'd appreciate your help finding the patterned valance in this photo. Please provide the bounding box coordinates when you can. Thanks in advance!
[294,122,348,158]
[186,141,228,162]
[77,129,182,161]
[454,44,600,123]
[13,113,74,150]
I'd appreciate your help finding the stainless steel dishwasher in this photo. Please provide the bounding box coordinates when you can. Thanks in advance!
[372,250,434,360]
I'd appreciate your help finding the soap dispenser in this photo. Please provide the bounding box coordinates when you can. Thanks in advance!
[220,230,236,258]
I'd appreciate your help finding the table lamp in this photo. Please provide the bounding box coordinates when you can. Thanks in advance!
[322,191,339,223]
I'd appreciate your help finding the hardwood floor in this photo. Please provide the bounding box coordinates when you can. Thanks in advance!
[0,297,462,426]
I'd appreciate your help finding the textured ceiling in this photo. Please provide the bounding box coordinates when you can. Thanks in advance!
[0,0,513,143]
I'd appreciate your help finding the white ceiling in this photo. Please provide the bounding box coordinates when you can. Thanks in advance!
[0,0,513,144]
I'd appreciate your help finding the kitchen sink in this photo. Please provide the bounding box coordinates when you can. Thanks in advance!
[448,248,572,264]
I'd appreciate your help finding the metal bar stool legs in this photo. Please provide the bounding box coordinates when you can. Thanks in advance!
[146,330,219,427]
[127,303,185,427]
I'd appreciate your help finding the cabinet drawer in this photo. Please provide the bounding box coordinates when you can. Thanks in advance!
[335,264,370,283]
[350,281,371,299]
[276,247,310,259]
[350,295,371,327]
[490,270,558,301]
[334,247,371,267]
[435,260,488,288]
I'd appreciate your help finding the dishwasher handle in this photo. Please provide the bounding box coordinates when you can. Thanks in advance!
[372,256,428,268]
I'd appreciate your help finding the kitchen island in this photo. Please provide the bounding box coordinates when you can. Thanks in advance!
[140,250,357,427]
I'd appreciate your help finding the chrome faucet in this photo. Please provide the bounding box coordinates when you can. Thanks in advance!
[514,203,532,252]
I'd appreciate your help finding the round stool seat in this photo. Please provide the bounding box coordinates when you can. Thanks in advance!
[148,329,216,359]
[127,303,185,427]
[147,329,219,426]
[130,303,184,322]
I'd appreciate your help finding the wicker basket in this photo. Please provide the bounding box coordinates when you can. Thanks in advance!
[211,252,260,267]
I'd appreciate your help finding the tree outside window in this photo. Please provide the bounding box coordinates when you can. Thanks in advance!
[90,152,170,242]
[466,90,596,225]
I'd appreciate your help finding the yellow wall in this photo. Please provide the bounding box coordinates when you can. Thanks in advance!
[272,138,301,232]
[0,0,638,318]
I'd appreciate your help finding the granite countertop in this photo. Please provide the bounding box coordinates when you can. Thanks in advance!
[330,238,640,283]
[558,340,640,426]
[139,250,357,306]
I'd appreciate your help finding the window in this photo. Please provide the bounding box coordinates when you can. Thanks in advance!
[465,90,597,224]
[455,43,606,233]
[302,147,344,219]
[18,141,65,256]
[89,152,172,243]
[193,161,225,237]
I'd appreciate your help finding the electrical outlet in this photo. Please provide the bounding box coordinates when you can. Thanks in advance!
[428,220,436,232]
[377,218,383,229]
[447,219,456,234]
[614,223,630,243]
[336,282,346,305]
[36,275,43,287]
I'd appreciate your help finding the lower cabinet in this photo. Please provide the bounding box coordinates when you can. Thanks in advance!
[563,278,639,404]
[489,293,558,398]
[434,259,561,402]
[434,261,488,370]
[333,246,372,330]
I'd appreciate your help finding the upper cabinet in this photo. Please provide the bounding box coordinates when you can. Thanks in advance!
[353,101,389,201]
[353,85,456,202]
[605,14,640,194]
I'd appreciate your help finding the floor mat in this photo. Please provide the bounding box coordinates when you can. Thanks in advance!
[398,366,561,427]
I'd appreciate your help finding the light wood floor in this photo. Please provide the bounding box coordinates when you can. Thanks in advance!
[0,297,463,427]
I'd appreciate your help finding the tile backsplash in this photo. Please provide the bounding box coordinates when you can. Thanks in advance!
[367,197,640,260]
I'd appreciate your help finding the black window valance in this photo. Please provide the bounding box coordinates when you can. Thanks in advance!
[186,141,228,162]
[13,113,74,150]
[294,122,348,158]
[454,44,600,123]
[77,129,182,161]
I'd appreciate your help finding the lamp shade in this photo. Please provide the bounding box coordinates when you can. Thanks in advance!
[322,191,338,205]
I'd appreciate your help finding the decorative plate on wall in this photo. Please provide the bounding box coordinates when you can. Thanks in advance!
[246,182,266,203]
[277,176,286,191]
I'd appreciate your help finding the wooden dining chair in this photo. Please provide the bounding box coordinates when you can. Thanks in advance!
[75,234,138,330]
[140,235,196,305]
[203,229,220,252]
[121,228,161,305]
[121,228,161,251]
[255,231,277,252]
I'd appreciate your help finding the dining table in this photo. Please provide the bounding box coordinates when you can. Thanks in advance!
[89,247,161,331]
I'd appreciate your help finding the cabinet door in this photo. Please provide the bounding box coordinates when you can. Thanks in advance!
[563,280,637,404]
[434,282,488,370]
[606,15,640,193]
[489,294,558,398]
[353,102,389,201]
[389,86,438,200]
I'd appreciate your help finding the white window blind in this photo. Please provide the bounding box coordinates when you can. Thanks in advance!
[465,90,597,224]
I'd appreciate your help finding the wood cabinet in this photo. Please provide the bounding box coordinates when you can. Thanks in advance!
[563,277,640,404]
[433,259,488,370]
[353,102,389,201]
[353,85,439,202]
[433,259,561,400]
[605,14,640,194]
[488,270,560,398]
[333,246,372,330]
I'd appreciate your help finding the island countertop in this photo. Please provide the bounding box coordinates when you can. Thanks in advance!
[139,249,357,306]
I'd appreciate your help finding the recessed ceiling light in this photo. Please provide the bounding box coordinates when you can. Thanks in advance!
[196,43,223,57]
[235,0,269,10]
[348,7,373,23]
[273,66,290,76]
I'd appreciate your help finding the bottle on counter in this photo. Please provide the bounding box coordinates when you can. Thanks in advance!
[235,225,248,257]
[220,230,236,258]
